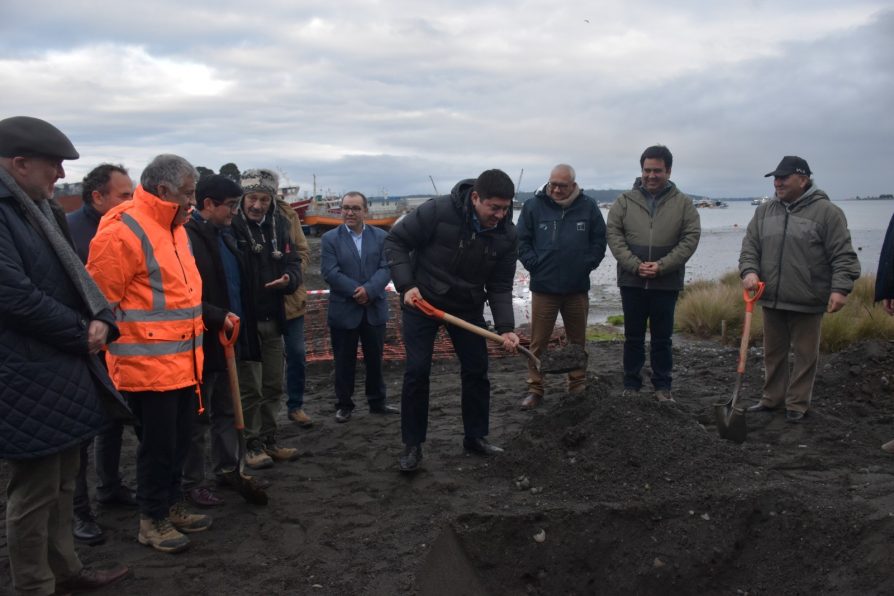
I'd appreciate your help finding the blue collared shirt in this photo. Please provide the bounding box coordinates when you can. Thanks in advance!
[345,223,365,256]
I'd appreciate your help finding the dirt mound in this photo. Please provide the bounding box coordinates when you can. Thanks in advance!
[423,348,894,595]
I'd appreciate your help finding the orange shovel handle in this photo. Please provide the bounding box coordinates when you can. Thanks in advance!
[742,282,765,313]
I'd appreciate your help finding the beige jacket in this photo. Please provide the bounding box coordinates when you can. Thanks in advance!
[276,199,310,318]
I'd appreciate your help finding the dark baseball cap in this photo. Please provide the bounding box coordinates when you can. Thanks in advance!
[0,116,79,160]
[765,156,811,178]
[197,174,243,204]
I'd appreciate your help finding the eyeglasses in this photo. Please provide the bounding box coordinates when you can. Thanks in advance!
[548,182,571,190]
[341,205,364,212]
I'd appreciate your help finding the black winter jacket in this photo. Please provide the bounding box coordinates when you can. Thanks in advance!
[66,201,101,264]
[385,179,518,332]
[185,212,238,373]
[517,188,606,294]
[230,202,301,361]
[0,180,121,459]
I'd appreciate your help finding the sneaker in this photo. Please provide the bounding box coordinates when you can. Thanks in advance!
[138,517,189,553]
[187,486,225,508]
[245,445,274,470]
[264,440,299,462]
[168,502,212,533]
[655,389,675,403]
[621,388,641,398]
[883,439,894,454]
[335,408,352,423]
[73,510,106,545]
[288,409,314,427]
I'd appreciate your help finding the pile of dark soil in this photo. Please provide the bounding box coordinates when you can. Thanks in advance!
[428,339,894,595]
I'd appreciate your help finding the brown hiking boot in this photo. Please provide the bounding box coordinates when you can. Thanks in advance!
[138,517,189,553]
[264,440,299,462]
[288,409,314,427]
[245,445,274,470]
[168,502,212,533]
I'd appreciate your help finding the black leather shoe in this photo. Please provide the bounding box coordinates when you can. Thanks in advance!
[335,408,352,423]
[57,564,130,592]
[369,404,400,415]
[747,403,775,413]
[399,444,422,472]
[96,484,138,508]
[73,512,106,545]
[463,437,504,456]
[786,410,806,423]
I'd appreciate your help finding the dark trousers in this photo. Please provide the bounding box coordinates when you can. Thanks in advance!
[73,422,126,516]
[400,307,490,446]
[182,371,240,489]
[125,387,196,520]
[330,312,387,411]
[620,287,679,390]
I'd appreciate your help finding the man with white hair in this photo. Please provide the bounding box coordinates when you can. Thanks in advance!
[517,164,606,409]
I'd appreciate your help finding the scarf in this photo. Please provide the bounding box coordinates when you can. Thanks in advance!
[551,185,581,209]
[0,167,111,318]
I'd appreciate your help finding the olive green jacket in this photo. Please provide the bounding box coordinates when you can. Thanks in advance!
[739,185,860,313]
[606,181,701,291]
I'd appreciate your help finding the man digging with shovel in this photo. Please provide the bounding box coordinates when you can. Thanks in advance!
[385,169,520,473]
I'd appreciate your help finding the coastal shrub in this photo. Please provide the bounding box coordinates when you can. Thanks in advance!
[676,274,894,352]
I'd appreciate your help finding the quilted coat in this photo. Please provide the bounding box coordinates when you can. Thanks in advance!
[0,179,120,460]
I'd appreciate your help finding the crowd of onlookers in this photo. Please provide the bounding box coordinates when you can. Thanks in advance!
[1,115,879,595]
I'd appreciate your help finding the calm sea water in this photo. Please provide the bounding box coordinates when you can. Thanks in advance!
[511,199,894,325]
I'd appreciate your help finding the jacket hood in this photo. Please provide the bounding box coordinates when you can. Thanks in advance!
[786,183,827,210]
[104,185,179,230]
[449,178,514,230]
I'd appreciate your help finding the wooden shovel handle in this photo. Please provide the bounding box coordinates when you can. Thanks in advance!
[412,296,540,367]
[218,317,245,431]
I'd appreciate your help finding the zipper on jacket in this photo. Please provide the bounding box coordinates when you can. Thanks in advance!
[173,234,202,390]
[772,207,790,309]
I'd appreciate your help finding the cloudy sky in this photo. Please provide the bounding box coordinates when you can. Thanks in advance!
[2,1,892,198]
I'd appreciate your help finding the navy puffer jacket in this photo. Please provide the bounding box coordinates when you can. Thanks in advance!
[0,180,120,460]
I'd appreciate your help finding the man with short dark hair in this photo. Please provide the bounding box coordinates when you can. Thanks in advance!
[89,154,211,553]
[607,145,700,403]
[517,164,606,409]
[182,174,245,506]
[0,115,130,594]
[322,191,396,423]
[741,156,860,422]
[230,168,302,469]
[67,163,137,546]
[386,169,520,472]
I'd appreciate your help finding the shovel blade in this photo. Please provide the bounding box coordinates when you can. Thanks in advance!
[539,344,588,374]
[714,402,747,444]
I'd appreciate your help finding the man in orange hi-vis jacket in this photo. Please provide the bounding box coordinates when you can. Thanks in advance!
[88,154,212,554]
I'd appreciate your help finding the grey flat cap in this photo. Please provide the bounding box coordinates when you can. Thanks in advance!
[0,116,79,160]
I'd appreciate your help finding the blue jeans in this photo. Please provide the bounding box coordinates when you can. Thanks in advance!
[620,287,679,391]
[283,315,307,412]
[400,307,490,446]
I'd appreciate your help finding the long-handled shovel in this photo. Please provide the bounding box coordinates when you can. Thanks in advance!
[714,282,765,444]
[219,319,268,505]
[411,297,552,370]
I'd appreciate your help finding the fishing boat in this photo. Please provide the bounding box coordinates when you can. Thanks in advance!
[280,185,313,220]
[303,195,407,234]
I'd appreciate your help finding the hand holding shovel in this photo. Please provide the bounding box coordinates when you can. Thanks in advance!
[714,282,765,443]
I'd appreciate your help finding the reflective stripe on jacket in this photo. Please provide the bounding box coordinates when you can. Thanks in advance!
[87,185,204,392]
